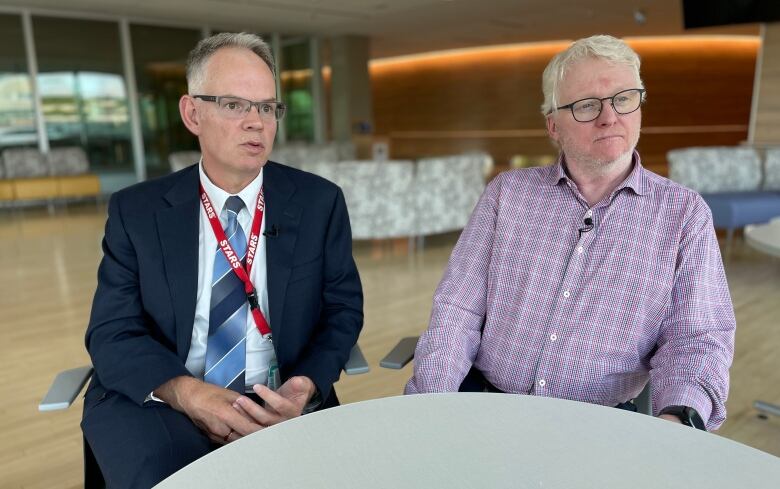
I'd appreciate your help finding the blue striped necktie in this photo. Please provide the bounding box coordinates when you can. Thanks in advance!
[204,196,248,392]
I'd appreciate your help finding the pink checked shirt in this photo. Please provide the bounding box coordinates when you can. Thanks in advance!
[406,152,735,430]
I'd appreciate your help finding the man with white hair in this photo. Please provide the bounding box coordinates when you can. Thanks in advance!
[406,35,735,431]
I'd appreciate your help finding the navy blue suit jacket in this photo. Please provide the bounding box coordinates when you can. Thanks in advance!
[83,162,363,413]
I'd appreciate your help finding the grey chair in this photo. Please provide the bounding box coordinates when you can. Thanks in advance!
[168,150,201,172]
[2,147,48,178]
[48,146,90,175]
[40,344,369,488]
[380,336,652,415]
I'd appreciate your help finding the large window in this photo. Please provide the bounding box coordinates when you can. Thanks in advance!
[280,39,315,142]
[131,24,201,177]
[33,16,132,172]
[0,14,36,153]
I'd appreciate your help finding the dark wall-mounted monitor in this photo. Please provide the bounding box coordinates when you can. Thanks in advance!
[683,0,780,29]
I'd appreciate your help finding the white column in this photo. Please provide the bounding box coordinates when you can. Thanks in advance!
[271,33,286,144]
[21,10,48,154]
[119,19,146,182]
[309,37,326,144]
[748,23,765,144]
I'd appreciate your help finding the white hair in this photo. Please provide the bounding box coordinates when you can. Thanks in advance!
[541,35,643,115]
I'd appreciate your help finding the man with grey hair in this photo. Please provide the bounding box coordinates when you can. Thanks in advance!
[407,35,735,432]
[82,32,363,488]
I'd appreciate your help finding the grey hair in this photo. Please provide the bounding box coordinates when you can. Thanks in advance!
[541,35,643,116]
[186,32,276,94]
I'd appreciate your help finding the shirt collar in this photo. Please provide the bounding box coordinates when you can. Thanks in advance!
[544,149,651,197]
[198,158,265,219]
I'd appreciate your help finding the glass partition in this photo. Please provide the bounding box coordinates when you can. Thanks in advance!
[280,38,314,142]
[131,24,201,177]
[0,14,36,155]
[33,16,132,173]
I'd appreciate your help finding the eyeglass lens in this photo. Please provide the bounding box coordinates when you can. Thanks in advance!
[570,89,642,122]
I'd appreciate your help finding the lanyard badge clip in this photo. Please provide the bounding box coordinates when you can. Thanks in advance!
[246,288,260,310]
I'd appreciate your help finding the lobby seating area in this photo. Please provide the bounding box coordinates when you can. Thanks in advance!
[668,146,780,244]
[301,154,491,240]
[0,146,101,206]
[182,144,492,241]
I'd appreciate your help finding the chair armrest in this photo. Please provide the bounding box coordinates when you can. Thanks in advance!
[39,365,94,412]
[379,336,419,369]
[40,347,368,411]
[344,344,369,375]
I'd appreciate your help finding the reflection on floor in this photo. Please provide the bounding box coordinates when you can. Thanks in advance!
[1,202,778,488]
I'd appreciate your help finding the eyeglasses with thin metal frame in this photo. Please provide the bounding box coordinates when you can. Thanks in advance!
[192,95,287,121]
[551,88,646,122]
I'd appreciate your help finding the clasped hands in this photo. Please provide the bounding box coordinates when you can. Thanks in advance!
[156,375,316,445]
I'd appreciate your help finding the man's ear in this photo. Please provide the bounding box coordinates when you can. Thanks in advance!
[179,95,201,136]
[546,114,559,143]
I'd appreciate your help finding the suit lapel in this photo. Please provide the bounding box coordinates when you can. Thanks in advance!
[157,166,200,361]
[263,162,300,343]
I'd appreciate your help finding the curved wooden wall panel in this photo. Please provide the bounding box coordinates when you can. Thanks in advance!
[370,37,759,175]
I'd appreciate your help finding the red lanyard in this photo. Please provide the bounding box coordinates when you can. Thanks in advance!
[199,183,271,338]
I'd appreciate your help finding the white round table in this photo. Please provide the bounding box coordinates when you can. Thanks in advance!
[745,217,780,257]
[154,393,780,489]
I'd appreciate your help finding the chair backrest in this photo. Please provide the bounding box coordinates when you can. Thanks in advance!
[48,146,89,175]
[415,154,487,235]
[271,142,345,169]
[168,151,200,172]
[327,160,416,240]
[667,147,761,193]
[764,147,780,191]
[2,147,48,178]
[270,143,307,169]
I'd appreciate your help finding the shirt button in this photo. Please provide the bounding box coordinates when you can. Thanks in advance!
[538,379,546,387]
[585,209,593,217]
[550,333,557,342]
[563,290,570,298]
[577,246,584,254]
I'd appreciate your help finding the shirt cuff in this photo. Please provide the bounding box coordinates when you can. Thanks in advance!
[144,391,166,404]
[655,384,712,427]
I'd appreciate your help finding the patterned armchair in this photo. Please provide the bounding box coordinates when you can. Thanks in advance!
[271,142,345,170]
[335,160,415,240]
[667,147,761,193]
[169,151,200,172]
[2,147,48,178]
[48,146,89,175]
[414,154,489,236]
[764,148,780,191]
[297,152,490,241]
[270,143,309,169]
[667,146,780,245]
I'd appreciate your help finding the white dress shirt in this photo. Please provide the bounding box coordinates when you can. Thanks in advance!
[184,162,275,390]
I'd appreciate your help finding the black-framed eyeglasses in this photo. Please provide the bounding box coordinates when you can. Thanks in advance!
[552,88,646,122]
[192,95,287,121]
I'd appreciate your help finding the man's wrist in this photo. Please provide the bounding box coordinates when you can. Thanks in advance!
[153,375,198,411]
[302,387,322,414]
[658,405,706,430]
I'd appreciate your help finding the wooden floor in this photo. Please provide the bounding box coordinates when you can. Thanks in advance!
[1,202,778,488]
